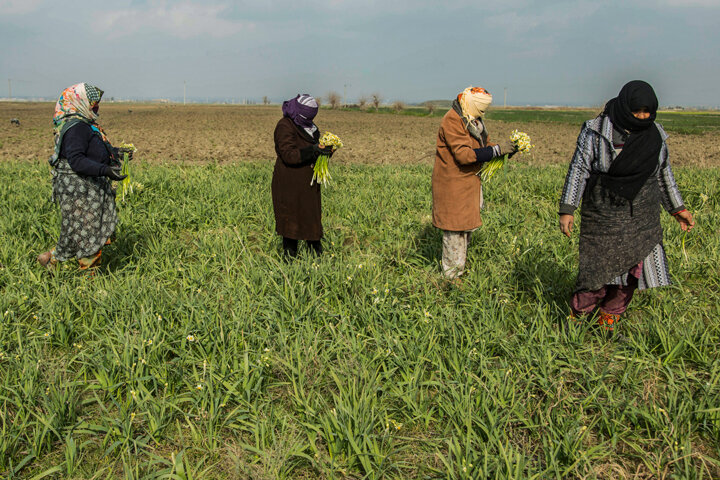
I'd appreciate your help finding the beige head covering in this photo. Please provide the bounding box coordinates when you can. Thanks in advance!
[458,86,492,120]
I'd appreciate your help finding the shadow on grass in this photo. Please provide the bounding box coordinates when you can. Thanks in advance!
[405,223,442,269]
[101,227,149,273]
[511,254,575,324]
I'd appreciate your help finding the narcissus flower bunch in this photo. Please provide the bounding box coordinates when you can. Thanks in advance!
[118,143,137,201]
[311,132,343,186]
[480,130,533,182]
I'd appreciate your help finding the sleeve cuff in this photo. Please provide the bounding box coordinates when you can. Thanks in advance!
[670,206,686,216]
[559,203,577,215]
[473,146,495,164]
[299,145,317,164]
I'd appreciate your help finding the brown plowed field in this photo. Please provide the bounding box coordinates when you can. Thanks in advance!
[1,103,718,166]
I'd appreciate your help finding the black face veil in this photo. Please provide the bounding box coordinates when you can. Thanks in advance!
[600,80,663,203]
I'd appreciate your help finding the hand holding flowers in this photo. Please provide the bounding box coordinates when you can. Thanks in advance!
[479,130,533,182]
[311,132,343,186]
[118,143,138,201]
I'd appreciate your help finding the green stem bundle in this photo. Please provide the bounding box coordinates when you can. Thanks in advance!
[311,155,332,186]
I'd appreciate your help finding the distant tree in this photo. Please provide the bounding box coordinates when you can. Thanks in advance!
[357,95,368,110]
[425,101,436,115]
[392,100,405,113]
[371,93,383,111]
[262,96,269,105]
[327,91,341,109]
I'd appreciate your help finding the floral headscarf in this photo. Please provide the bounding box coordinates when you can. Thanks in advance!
[53,83,108,141]
[49,83,112,167]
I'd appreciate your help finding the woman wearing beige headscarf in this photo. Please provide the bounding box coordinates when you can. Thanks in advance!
[432,86,517,280]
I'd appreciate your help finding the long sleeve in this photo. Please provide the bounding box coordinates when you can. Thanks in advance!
[274,120,316,166]
[60,123,108,177]
[656,141,685,214]
[559,124,595,215]
[473,145,503,164]
[441,121,481,166]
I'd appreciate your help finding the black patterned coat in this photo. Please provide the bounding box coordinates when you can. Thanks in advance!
[559,114,686,291]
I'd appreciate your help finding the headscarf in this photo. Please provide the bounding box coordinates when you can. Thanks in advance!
[53,83,109,141]
[604,80,658,133]
[457,86,492,121]
[50,83,112,166]
[600,80,663,203]
[282,94,319,136]
[452,86,492,145]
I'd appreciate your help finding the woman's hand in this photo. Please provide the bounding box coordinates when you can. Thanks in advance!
[498,140,519,158]
[118,148,134,161]
[673,210,695,231]
[103,165,127,181]
[559,214,574,237]
[317,145,334,157]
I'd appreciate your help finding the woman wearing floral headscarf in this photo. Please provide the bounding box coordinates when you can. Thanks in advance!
[272,94,333,258]
[432,86,518,279]
[559,80,694,331]
[37,83,131,270]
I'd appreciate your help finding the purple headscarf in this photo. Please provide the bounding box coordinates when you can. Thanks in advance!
[282,94,318,129]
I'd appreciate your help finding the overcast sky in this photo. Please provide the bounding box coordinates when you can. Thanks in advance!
[1,0,719,106]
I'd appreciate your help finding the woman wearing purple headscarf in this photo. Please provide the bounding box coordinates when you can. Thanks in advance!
[272,94,333,257]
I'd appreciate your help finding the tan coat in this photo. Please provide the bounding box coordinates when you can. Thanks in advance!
[432,108,491,231]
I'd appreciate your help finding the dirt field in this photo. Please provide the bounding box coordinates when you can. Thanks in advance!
[1,103,719,166]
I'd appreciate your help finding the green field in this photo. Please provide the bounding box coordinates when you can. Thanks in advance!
[485,110,720,136]
[341,106,720,135]
[1,162,719,478]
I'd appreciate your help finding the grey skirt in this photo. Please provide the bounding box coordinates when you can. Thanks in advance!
[52,159,118,261]
[576,176,663,292]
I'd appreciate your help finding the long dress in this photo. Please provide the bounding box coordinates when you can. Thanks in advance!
[52,123,119,261]
[271,117,322,241]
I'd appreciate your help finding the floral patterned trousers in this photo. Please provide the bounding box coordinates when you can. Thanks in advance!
[442,230,472,279]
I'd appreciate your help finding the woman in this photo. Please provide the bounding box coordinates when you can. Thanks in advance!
[272,94,333,257]
[559,80,694,331]
[37,83,130,270]
[432,86,517,279]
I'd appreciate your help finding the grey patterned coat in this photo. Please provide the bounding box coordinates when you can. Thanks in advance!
[559,114,686,290]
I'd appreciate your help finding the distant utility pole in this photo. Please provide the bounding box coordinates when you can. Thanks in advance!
[504,87,507,108]
[8,79,11,100]
[183,81,186,105]
[343,83,350,107]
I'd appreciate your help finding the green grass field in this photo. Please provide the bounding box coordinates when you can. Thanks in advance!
[1,161,719,478]
[341,106,720,135]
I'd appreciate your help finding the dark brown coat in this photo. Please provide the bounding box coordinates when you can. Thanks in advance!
[271,117,322,240]
[432,109,490,231]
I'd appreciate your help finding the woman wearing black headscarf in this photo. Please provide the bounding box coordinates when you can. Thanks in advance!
[271,94,333,257]
[558,81,694,331]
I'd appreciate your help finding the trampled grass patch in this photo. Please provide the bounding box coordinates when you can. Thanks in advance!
[1,161,719,478]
